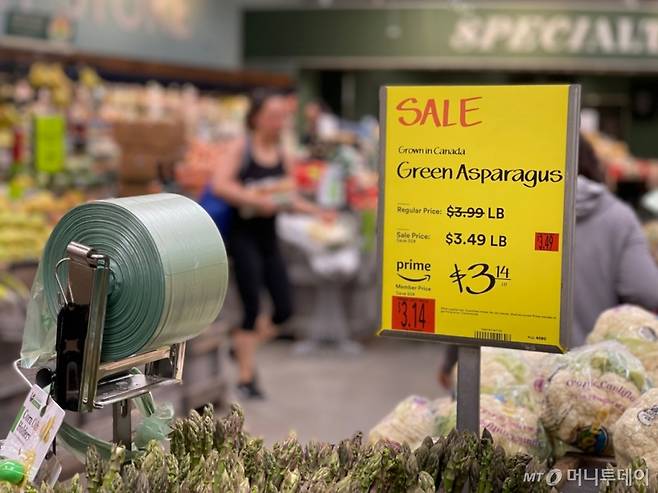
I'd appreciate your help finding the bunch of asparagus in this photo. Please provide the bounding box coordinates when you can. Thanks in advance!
[1,403,564,492]
[414,429,554,493]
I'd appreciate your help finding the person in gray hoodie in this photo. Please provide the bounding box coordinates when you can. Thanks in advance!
[438,136,658,388]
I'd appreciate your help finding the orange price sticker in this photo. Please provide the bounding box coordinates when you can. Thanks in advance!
[535,232,559,252]
[391,296,435,333]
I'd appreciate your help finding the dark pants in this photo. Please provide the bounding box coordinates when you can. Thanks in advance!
[230,222,293,330]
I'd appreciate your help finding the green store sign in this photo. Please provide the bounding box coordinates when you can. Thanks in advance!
[244,3,658,71]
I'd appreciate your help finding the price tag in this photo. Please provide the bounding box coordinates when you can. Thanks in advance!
[535,232,560,252]
[378,85,578,352]
[391,296,435,333]
[1,386,65,481]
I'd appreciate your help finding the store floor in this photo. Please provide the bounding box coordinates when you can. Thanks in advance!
[225,338,450,445]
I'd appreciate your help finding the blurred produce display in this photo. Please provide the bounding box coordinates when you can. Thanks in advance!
[0,61,253,201]
[0,60,380,216]
[0,272,28,342]
[0,190,85,264]
[585,130,658,189]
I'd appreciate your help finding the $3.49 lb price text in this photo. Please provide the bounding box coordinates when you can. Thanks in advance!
[445,232,507,247]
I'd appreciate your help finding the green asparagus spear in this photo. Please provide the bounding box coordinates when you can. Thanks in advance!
[281,468,301,493]
[134,472,149,493]
[177,453,191,484]
[0,482,18,493]
[474,429,494,493]
[164,453,179,493]
[86,446,104,493]
[442,433,478,493]
[414,437,433,471]
[38,483,54,493]
[121,464,139,491]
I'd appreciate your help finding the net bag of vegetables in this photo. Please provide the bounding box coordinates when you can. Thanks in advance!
[451,347,546,410]
[587,304,658,384]
[613,388,658,487]
[368,395,453,450]
[433,394,550,459]
[536,341,651,456]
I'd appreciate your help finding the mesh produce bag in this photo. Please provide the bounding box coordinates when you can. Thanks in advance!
[368,396,452,450]
[613,388,658,487]
[434,394,550,459]
[536,341,651,456]
[587,304,658,384]
[452,347,545,410]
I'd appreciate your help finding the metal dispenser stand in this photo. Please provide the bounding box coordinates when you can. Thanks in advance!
[43,241,186,446]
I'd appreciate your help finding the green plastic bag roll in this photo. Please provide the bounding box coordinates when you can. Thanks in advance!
[21,193,228,364]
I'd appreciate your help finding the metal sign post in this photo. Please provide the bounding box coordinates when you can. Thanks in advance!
[456,346,480,432]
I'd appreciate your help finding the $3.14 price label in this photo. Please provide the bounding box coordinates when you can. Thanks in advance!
[450,263,510,295]
[391,296,435,333]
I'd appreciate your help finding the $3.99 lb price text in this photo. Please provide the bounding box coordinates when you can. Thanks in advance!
[446,205,504,219]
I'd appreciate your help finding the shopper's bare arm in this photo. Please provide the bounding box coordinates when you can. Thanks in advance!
[211,138,272,211]
[283,154,335,218]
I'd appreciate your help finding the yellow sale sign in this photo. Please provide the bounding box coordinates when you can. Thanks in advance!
[378,85,579,352]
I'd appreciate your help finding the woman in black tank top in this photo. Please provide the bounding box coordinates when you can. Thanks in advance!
[211,90,331,399]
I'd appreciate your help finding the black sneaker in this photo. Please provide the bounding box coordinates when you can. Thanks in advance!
[237,380,265,400]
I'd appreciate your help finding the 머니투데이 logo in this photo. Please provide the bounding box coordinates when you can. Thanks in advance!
[396,258,431,282]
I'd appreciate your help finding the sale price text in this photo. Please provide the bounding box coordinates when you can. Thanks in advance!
[445,232,507,248]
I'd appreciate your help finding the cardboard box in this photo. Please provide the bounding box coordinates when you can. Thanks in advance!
[119,152,159,183]
[113,120,186,155]
[117,181,161,197]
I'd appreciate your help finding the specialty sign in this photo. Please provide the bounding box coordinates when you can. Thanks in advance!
[377,85,579,352]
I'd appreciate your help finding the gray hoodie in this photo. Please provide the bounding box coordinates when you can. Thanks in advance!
[442,176,658,371]
[571,176,658,345]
